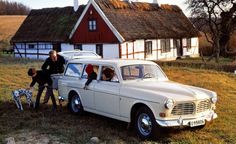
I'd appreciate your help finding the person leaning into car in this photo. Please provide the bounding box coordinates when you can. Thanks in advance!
[42,50,66,75]
[84,64,97,90]
[41,50,65,104]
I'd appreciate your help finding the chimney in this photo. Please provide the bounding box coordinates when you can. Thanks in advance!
[74,0,79,12]
[153,0,158,4]
[123,0,132,3]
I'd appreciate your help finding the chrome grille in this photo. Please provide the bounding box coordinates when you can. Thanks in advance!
[197,100,211,113]
[171,102,194,115]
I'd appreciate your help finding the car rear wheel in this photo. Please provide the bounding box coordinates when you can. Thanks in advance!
[69,94,83,115]
[135,106,160,140]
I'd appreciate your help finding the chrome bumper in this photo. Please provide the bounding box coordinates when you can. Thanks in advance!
[156,111,218,127]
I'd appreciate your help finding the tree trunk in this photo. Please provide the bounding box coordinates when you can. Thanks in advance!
[215,37,220,63]
[219,36,229,57]
[207,36,220,63]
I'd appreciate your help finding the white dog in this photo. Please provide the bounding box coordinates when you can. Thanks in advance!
[12,88,34,111]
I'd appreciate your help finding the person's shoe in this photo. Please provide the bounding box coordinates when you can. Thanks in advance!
[52,106,57,112]
[42,101,48,104]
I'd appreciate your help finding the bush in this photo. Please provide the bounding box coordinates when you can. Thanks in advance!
[155,59,236,73]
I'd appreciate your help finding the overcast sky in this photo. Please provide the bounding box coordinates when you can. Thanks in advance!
[8,0,190,16]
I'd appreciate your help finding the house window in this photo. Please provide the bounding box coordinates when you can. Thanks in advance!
[173,39,177,49]
[89,20,96,31]
[161,39,171,53]
[74,44,82,50]
[187,38,191,51]
[28,44,35,49]
[96,44,103,57]
[145,41,152,55]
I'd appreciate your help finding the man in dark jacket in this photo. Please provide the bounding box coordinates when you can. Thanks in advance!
[41,50,65,103]
[28,68,57,110]
[41,50,65,75]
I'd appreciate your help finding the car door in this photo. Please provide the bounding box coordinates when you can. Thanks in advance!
[78,64,99,110]
[58,63,83,100]
[94,65,121,116]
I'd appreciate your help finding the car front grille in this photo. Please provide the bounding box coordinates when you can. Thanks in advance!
[171,99,211,116]
[196,100,211,113]
[171,102,195,115]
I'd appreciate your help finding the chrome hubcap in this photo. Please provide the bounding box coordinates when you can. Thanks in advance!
[72,96,81,112]
[138,113,152,136]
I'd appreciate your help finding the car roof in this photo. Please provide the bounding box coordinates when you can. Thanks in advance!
[68,59,157,67]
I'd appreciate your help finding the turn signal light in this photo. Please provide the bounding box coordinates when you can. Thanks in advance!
[159,113,166,117]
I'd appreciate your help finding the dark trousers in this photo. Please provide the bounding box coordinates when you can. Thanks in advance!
[35,85,57,109]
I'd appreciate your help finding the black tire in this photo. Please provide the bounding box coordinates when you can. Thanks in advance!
[69,94,83,115]
[135,106,160,140]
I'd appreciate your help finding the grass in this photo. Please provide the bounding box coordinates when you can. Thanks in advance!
[0,54,236,143]
[156,56,236,73]
[0,15,26,50]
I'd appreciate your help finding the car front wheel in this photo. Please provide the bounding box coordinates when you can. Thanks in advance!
[69,94,83,115]
[135,106,160,140]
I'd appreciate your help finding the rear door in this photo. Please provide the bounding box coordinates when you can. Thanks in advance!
[94,65,121,116]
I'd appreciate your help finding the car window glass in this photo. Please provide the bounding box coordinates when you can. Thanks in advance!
[121,64,167,80]
[65,63,83,77]
[82,64,99,79]
[100,66,119,83]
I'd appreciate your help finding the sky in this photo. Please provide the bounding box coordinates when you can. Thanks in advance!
[8,0,190,16]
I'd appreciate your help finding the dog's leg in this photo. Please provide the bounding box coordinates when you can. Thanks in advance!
[18,97,23,111]
[12,91,21,109]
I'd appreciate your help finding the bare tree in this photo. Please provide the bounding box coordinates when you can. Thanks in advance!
[0,0,30,15]
[187,0,236,62]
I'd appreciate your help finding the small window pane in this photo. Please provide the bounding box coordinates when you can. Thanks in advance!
[88,20,96,31]
[145,41,152,55]
[28,44,35,49]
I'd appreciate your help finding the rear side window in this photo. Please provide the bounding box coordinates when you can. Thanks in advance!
[82,64,99,79]
[65,63,83,77]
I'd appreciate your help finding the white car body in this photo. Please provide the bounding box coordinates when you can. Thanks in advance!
[58,59,217,138]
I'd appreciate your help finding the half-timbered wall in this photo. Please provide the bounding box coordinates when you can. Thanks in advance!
[14,42,75,59]
[120,37,199,60]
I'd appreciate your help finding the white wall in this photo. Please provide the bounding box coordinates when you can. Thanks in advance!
[157,39,177,60]
[83,44,119,58]
[182,37,199,57]
[61,43,74,51]
[134,40,144,59]
[120,38,199,61]
[103,44,119,58]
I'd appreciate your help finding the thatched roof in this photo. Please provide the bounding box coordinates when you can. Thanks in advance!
[95,0,200,41]
[11,6,85,43]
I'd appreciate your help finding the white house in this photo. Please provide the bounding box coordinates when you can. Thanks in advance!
[11,0,200,60]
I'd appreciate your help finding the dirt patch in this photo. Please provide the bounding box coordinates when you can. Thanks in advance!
[4,130,63,144]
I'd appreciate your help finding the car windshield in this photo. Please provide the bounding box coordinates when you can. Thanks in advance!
[121,64,167,81]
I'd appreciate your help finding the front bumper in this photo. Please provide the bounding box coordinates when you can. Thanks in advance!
[156,110,217,127]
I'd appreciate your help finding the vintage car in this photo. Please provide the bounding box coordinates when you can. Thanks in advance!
[58,59,217,139]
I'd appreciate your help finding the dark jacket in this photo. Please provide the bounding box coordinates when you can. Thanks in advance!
[85,72,97,86]
[41,54,65,75]
[30,70,53,87]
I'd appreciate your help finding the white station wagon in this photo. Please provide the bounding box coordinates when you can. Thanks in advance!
[58,59,217,139]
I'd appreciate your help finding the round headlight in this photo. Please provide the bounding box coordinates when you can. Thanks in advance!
[211,97,217,104]
[165,99,174,109]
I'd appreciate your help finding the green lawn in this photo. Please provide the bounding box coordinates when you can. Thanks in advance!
[0,54,236,143]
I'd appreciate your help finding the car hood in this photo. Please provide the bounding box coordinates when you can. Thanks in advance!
[122,80,213,102]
